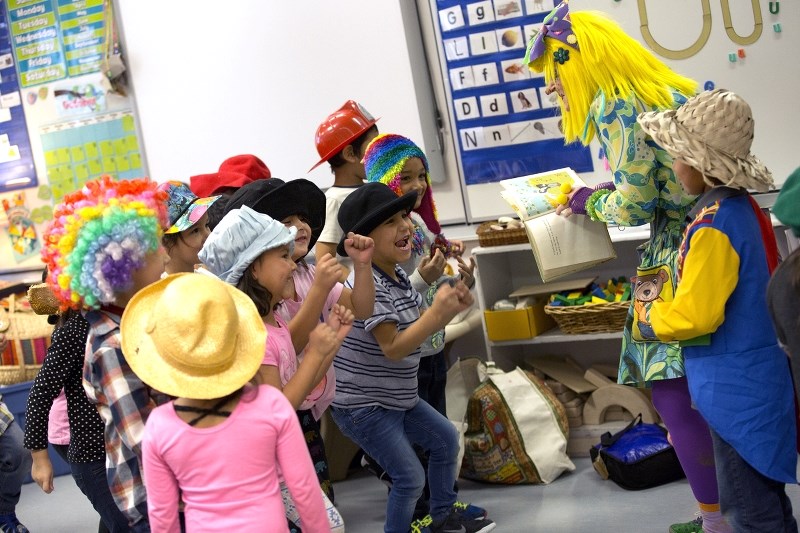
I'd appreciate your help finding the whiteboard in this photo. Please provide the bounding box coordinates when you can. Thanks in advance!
[420,0,799,221]
[115,0,467,224]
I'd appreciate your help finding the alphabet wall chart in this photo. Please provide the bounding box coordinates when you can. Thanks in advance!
[433,0,593,186]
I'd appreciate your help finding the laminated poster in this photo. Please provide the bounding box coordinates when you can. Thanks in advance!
[434,0,593,185]
[0,0,38,192]
[2,191,40,262]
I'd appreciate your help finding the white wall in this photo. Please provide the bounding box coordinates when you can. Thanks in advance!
[115,0,467,224]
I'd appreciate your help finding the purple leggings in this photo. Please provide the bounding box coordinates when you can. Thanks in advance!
[651,376,719,505]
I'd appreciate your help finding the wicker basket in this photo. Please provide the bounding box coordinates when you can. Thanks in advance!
[0,294,51,385]
[544,301,629,334]
[476,221,528,247]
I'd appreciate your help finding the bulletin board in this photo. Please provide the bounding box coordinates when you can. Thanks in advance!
[433,0,593,186]
[0,0,145,272]
[0,0,37,192]
[40,110,142,202]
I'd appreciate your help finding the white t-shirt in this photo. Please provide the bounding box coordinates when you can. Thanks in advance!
[318,185,361,272]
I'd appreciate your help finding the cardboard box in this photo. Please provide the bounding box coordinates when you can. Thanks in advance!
[484,302,555,342]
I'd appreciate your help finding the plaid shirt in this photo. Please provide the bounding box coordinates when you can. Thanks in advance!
[0,398,12,435]
[83,307,165,528]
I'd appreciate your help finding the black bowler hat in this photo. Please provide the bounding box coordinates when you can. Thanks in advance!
[225,178,325,256]
[336,182,417,256]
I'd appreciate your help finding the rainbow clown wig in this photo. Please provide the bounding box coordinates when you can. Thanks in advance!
[363,133,442,234]
[524,0,697,145]
[41,175,168,310]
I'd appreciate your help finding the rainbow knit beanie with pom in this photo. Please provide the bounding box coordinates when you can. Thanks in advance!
[363,133,441,234]
[41,175,168,310]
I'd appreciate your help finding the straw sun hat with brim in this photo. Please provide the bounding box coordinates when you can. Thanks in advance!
[120,273,266,400]
[637,89,773,192]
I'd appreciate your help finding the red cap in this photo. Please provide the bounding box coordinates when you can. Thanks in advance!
[189,171,251,198]
[189,155,272,198]
[219,154,271,181]
[309,100,379,172]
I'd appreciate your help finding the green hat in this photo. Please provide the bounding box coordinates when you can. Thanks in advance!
[774,168,800,237]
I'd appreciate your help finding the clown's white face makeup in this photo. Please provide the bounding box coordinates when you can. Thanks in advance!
[397,157,427,210]
[545,78,569,111]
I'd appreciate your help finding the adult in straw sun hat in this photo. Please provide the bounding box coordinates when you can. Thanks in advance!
[637,88,773,192]
[120,273,266,399]
[123,273,333,531]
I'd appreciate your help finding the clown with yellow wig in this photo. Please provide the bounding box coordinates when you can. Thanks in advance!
[525,3,730,532]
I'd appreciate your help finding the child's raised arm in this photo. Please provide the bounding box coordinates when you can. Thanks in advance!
[287,253,342,354]
[261,305,354,409]
[337,232,375,320]
[371,280,473,360]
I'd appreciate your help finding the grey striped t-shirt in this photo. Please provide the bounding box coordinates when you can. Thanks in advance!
[333,265,423,411]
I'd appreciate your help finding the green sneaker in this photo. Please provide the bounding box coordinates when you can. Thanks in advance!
[410,514,433,533]
[669,516,703,533]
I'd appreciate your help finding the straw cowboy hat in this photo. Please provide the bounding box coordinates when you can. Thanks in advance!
[637,89,773,191]
[120,273,266,399]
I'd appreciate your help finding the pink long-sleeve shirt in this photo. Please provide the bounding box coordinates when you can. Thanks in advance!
[142,384,330,533]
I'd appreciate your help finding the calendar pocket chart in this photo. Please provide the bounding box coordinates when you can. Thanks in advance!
[40,111,143,202]
[434,0,593,185]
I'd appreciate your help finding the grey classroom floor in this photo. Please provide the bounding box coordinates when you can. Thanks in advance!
[15,456,800,532]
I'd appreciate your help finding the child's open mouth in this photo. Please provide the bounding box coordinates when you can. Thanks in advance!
[395,236,411,250]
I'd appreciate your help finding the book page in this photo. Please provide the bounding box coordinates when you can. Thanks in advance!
[499,168,586,221]
[525,213,617,282]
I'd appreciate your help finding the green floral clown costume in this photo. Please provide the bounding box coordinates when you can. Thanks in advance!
[523,0,698,387]
[587,91,695,385]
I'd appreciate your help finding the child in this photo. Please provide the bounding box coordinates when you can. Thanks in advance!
[199,206,366,532]
[158,180,220,274]
[41,175,170,532]
[363,133,482,522]
[0,339,31,533]
[524,5,722,531]
[311,100,380,278]
[224,177,375,501]
[331,182,495,533]
[24,281,128,531]
[123,273,340,532]
[641,89,797,532]
[768,167,800,401]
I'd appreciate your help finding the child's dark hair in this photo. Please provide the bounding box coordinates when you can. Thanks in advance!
[161,233,181,252]
[328,125,379,169]
[206,195,230,231]
[236,257,275,317]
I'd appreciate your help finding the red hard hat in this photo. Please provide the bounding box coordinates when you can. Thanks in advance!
[309,100,379,172]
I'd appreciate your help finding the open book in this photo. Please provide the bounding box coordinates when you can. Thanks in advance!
[499,168,617,282]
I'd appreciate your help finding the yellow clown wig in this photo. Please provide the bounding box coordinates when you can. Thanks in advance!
[526,8,697,145]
